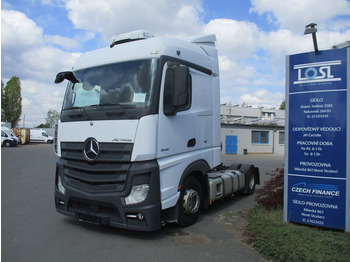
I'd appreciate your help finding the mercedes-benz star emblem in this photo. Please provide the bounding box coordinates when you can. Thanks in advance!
[83,138,99,161]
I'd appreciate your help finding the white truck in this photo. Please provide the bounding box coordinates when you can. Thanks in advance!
[54,30,260,231]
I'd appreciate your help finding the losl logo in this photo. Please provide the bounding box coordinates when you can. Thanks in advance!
[293,60,341,85]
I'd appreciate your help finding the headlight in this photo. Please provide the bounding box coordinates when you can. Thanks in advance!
[57,175,66,195]
[124,184,149,205]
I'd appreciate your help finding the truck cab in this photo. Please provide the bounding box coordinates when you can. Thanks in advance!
[54,31,258,231]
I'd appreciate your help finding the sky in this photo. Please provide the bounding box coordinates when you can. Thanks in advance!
[1,0,350,128]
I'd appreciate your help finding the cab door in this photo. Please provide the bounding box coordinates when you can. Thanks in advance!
[157,63,197,158]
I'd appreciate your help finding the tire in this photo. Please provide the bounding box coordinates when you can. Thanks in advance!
[4,141,12,147]
[178,176,203,227]
[47,140,53,144]
[241,165,256,195]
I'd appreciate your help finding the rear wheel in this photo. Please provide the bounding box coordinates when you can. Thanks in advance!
[241,164,256,195]
[245,171,256,195]
[178,176,202,227]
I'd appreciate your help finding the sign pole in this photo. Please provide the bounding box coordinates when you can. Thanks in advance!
[346,49,350,232]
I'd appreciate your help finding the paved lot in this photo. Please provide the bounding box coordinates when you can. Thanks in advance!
[2,144,284,262]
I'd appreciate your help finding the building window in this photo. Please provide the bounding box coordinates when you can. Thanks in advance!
[252,131,269,144]
[279,131,285,145]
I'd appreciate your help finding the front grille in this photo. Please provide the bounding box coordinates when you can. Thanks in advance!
[68,198,122,223]
[61,142,133,193]
[61,142,133,162]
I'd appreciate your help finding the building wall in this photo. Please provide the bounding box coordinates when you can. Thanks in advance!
[220,104,285,121]
[221,124,285,155]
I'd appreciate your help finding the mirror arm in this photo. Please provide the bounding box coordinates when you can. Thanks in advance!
[55,71,79,84]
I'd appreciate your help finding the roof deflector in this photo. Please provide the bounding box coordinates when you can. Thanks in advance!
[184,34,216,45]
[110,30,154,48]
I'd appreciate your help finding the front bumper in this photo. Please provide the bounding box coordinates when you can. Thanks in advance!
[55,159,161,231]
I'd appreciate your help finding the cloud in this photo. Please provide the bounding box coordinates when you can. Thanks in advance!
[64,0,203,41]
[1,10,43,52]
[239,89,284,108]
[1,9,79,127]
[250,0,350,32]
[2,1,350,127]
[18,78,67,127]
[219,56,256,93]
[44,35,80,50]
[60,0,348,109]
[203,19,259,60]
[1,10,79,79]
[258,29,309,68]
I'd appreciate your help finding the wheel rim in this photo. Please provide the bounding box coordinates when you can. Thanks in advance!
[249,174,255,189]
[182,188,200,215]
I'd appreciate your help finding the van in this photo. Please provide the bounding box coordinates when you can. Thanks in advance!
[1,126,19,147]
[30,129,54,143]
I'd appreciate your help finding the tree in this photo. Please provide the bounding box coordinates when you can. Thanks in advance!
[1,81,5,119]
[279,100,285,110]
[2,76,22,127]
[36,123,51,128]
[45,109,60,128]
[255,167,284,210]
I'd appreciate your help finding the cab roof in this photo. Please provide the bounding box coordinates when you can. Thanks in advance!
[73,31,218,75]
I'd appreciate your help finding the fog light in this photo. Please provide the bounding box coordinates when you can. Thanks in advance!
[137,213,144,221]
[58,175,66,195]
[124,184,149,205]
[126,213,145,221]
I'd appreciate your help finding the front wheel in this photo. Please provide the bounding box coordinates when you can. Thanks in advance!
[178,176,202,227]
[4,141,12,147]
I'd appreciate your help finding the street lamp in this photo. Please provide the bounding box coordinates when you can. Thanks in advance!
[304,23,319,53]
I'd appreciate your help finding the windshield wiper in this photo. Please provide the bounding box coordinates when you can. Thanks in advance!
[64,106,90,120]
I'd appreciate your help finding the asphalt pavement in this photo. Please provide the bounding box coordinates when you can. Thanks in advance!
[2,144,284,262]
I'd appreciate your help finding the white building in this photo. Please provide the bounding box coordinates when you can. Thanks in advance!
[220,103,285,155]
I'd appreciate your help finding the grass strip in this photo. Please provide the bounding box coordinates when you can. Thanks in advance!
[244,206,350,262]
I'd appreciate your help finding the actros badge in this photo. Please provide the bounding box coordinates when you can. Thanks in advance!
[84,138,100,161]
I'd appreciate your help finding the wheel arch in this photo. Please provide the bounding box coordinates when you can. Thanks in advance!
[179,159,210,207]
[3,139,12,147]
[161,159,211,224]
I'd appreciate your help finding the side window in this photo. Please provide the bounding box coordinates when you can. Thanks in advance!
[2,131,8,137]
[42,132,48,137]
[163,66,192,115]
[252,131,269,144]
[279,131,285,145]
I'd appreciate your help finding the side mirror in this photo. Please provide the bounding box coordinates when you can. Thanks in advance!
[172,66,190,107]
[55,71,79,84]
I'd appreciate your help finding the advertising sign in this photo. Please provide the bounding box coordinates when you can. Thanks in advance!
[285,48,349,231]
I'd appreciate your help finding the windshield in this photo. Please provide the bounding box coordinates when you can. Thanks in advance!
[62,59,158,114]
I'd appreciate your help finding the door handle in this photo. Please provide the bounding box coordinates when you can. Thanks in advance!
[187,138,196,147]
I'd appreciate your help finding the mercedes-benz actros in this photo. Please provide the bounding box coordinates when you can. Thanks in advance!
[54,30,259,231]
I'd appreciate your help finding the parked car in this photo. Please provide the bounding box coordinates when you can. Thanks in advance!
[30,129,54,143]
[1,126,19,147]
